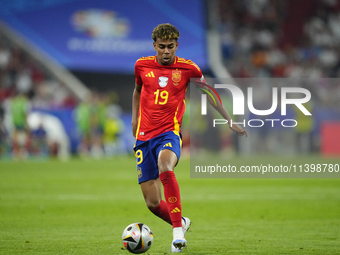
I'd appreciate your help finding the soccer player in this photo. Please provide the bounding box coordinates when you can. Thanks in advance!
[74,99,92,156]
[10,92,31,159]
[132,23,247,253]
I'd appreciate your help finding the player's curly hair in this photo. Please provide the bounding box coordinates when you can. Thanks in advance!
[152,23,180,42]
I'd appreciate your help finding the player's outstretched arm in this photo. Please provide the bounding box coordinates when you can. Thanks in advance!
[202,86,248,137]
[131,84,142,137]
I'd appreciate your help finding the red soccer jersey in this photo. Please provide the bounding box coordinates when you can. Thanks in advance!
[135,55,203,141]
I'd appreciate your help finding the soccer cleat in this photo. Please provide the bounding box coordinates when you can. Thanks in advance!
[182,216,191,235]
[171,244,182,253]
[173,238,187,248]
[171,217,191,253]
[171,238,187,252]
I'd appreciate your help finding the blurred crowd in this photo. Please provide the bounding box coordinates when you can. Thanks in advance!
[217,0,340,155]
[0,31,126,160]
[218,0,340,113]
[219,0,340,79]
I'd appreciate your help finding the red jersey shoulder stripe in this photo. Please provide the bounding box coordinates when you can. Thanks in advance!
[177,57,194,65]
[136,56,156,63]
[177,57,201,72]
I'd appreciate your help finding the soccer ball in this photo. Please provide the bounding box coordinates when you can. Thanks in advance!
[122,223,153,254]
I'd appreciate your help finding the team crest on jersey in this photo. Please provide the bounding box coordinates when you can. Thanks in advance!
[172,70,181,85]
[159,76,168,87]
[137,167,142,179]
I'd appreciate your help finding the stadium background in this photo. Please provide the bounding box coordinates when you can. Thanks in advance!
[0,0,339,159]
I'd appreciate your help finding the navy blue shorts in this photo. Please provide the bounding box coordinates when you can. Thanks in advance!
[133,131,182,184]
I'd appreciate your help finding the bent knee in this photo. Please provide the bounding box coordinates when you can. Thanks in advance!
[145,199,161,210]
[158,164,173,174]
[158,160,176,174]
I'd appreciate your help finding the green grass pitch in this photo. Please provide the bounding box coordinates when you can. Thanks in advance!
[0,155,340,254]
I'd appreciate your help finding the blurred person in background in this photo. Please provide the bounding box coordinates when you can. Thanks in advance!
[89,92,106,158]
[74,98,92,157]
[0,105,10,157]
[10,92,31,159]
[102,91,126,156]
[295,101,314,153]
[103,103,125,157]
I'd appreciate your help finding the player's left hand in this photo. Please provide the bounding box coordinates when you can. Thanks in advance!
[229,123,248,137]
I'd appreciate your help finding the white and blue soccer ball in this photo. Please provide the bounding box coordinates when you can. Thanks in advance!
[122,223,153,254]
